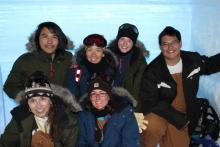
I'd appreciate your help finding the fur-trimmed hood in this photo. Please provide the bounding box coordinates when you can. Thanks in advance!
[71,45,118,68]
[108,39,150,58]
[25,32,74,52]
[79,86,137,110]
[111,86,137,107]
[15,84,82,112]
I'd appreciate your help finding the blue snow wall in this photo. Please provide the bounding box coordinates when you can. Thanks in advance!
[0,0,220,134]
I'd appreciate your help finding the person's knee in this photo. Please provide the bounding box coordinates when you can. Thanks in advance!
[143,113,167,136]
[141,114,167,147]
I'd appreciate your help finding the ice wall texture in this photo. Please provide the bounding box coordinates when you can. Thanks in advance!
[0,0,219,133]
[191,0,220,117]
[0,66,6,134]
[0,1,193,133]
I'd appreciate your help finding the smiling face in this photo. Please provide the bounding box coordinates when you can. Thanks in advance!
[160,35,182,66]
[118,37,134,53]
[85,45,105,64]
[28,96,52,118]
[90,89,109,110]
[39,27,59,55]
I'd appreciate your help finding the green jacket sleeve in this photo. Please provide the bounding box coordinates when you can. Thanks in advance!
[0,119,20,147]
[4,55,27,99]
[123,56,147,111]
[56,111,79,147]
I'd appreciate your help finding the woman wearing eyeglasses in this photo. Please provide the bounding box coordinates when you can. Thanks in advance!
[66,34,118,100]
[76,77,140,147]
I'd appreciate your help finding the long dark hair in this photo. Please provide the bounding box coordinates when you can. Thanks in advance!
[24,71,69,141]
[35,21,68,55]
[24,95,68,141]
[48,95,68,141]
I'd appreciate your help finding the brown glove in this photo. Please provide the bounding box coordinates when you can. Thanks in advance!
[31,131,54,147]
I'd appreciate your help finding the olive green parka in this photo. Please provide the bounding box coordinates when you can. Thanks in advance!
[4,33,74,99]
[108,40,149,111]
[0,84,81,147]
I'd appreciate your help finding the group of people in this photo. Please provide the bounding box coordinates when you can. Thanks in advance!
[0,21,220,147]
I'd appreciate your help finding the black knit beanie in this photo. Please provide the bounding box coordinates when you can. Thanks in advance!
[24,71,53,99]
[88,77,112,96]
[116,23,139,44]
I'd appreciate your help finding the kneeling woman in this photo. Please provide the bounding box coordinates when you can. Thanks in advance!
[0,71,80,147]
[77,78,140,147]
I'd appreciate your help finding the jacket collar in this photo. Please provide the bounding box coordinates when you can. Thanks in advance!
[33,50,67,62]
[25,32,74,52]
[79,86,137,110]
[20,115,35,147]
[180,51,196,79]
[157,51,195,80]
[157,54,176,84]
[10,106,34,147]
[34,50,53,61]
[108,39,149,58]
[73,45,118,68]
[108,39,149,67]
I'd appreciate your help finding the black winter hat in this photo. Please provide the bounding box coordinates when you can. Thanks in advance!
[83,34,107,48]
[88,77,112,96]
[24,71,53,99]
[116,23,139,44]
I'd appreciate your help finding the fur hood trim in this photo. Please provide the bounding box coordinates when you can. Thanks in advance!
[112,86,137,107]
[72,45,118,67]
[15,84,82,112]
[25,32,74,52]
[108,39,150,58]
[79,86,137,107]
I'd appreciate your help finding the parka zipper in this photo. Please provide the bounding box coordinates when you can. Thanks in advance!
[50,62,55,80]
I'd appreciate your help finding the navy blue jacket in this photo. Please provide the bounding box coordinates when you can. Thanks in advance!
[77,87,140,147]
[66,46,118,100]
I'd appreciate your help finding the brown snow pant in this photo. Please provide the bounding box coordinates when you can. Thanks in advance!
[141,113,190,147]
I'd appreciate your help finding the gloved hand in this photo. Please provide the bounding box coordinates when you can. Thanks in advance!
[134,112,149,133]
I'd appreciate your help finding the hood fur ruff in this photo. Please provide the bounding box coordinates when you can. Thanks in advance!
[25,32,74,52]
[72,45,119,67]
[15,84,82,112]
[108,39,150,58]
[79,86,137,108]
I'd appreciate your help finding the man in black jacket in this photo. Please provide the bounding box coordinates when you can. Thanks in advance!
[140,26,220,147]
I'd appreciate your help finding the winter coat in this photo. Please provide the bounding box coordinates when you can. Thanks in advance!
[66,46,118,100]
[76,87,140,147]
[108,40,149,111]
[3,33,73,99]
[0,84,81,147]
[140,51,220,134]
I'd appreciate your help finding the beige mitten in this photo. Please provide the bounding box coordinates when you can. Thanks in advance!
[134,112,149,133]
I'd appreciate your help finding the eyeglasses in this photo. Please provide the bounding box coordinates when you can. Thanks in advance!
[161,40,180,48]
[119,23,139,35]
[90,92,107,98]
